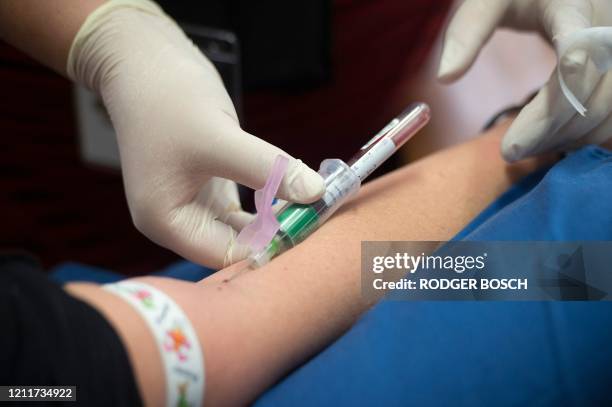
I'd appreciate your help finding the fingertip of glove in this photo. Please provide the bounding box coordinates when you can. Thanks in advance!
[437,38,465,83]
[501,140,524,163]
[437,67,461,84]
[501,122,530,162]
[283,161,325,204]
[501,124,537,162]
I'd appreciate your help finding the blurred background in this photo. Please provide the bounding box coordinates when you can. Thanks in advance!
[0,0,555,275]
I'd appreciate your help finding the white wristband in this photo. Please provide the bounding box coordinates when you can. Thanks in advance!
[104,281,204,406]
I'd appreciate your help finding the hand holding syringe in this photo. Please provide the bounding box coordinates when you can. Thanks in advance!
[239,103,431,269]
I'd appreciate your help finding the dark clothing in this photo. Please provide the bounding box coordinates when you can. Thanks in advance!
[0,255,141,406]
[156,0,332,90]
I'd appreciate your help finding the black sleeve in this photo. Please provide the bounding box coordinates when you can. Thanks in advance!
[0,255,142,406]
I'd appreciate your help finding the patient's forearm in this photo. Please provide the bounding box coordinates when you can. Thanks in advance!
[67,121,555,406]
[193,121,554,404]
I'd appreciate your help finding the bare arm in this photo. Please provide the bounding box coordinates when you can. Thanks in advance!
[0,0,104,73]
[66,121,557,406]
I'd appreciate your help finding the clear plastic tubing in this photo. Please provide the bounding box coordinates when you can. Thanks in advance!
[249,102,431,267]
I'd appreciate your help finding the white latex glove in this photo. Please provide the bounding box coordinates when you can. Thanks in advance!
[438,0,612,161]
[67,0,325,269]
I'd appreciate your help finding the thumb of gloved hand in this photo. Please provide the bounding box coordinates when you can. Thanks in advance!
[67,0,324,268]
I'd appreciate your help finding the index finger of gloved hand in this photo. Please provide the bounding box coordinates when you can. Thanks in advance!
[501,58,601,161]
[199,113,325,204]
[438,0,511,82]
[166,203,253,270]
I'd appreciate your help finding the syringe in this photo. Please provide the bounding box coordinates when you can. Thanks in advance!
[248,102,431,268]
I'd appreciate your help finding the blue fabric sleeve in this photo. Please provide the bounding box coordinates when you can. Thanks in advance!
[458,146,612,241]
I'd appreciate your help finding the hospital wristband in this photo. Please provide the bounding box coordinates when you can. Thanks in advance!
[104,281,204,407]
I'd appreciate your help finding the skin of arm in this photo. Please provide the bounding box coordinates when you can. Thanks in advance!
[66,120,558,406]
[0,0,104,73]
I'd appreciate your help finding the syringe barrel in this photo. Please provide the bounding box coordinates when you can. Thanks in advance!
[249,159,360,267]
[248,102,431,268]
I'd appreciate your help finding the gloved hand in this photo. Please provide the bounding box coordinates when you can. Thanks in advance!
[438,0,612,161]
[67,0,325,269]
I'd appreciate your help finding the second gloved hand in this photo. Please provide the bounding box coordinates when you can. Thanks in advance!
[67,0,325,269]
[438,0,612,161]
